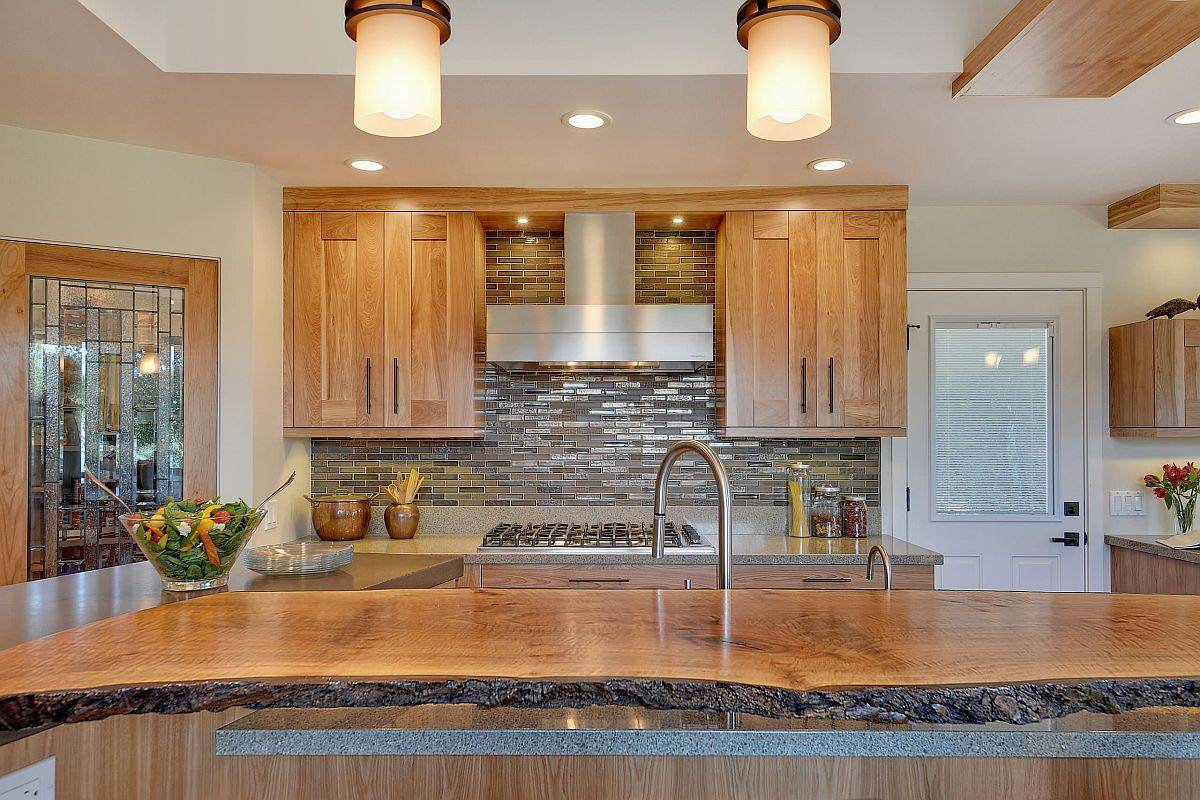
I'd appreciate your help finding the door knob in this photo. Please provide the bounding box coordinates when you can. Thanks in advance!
[1051,532,1081,547]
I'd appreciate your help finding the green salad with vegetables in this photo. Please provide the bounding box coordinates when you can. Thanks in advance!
[125,498,263,582]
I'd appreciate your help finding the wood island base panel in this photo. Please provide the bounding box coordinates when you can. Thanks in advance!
[3,590,1200,732]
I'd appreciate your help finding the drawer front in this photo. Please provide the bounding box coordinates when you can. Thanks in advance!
[481,564,713,590]
[733,564,934,590]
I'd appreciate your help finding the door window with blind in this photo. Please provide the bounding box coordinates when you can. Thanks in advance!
[930,320,1056,521]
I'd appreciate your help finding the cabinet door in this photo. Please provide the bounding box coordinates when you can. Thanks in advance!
[721,210,906,433]
[385,212,480,429]
[292,212,385,427]
[1154,319,1200,428]
[811,210,906,429]
[1187,321,1200,428]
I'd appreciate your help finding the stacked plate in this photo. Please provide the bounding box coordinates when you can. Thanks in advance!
[243,541,354,575]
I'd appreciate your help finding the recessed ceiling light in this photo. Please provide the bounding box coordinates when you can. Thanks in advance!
[347,159,385,172]
[562,111,611,130]
[808,158,850,172]
[1168,108,1200,126]
[516,216,530,226]
[672,216,685,225]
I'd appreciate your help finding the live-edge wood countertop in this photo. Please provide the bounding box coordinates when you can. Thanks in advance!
[2,589,1200,732]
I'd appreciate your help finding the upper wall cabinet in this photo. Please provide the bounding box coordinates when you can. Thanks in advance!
[284,211,483,438]
[1110,319,1200,438]
[718,210,907,438]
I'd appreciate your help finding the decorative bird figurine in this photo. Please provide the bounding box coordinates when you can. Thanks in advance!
[1146,295,1199,320]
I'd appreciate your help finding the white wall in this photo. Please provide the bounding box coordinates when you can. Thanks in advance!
[0,124,308,542]
[909,205,1200,537]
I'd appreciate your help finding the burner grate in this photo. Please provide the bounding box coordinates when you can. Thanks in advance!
[482,522,705,549]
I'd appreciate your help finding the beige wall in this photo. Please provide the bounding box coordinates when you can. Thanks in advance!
[0,124,308,544]
[909,205,1200,537]
[3,122,1196,549]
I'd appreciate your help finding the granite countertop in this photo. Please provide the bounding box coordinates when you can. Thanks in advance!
[351,534,943,566]
[0,553,462,651]
[216,705,1200,760]
[1106,535,1200,566]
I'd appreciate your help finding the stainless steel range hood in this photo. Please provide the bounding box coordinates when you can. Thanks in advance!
[486,213,714,373]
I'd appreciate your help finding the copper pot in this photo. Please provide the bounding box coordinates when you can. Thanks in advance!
[304,491,377,541]
[385,503,420,540]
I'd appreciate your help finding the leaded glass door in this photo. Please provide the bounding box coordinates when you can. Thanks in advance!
[28,278,185,579]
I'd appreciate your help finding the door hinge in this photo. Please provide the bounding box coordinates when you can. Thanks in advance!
[906,324,922,351]
[905,487,911,512]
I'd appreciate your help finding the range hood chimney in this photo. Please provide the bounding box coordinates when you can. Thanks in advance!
[487,212,714,373]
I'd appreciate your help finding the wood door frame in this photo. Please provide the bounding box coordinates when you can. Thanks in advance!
[886,272,1105,591]
[0,238,219,585]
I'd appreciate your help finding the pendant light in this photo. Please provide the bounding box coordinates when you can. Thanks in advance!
[736,1,841,141]
[344,0,452,138]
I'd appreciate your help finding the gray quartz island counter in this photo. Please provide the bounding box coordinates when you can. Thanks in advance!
[1106,534,1200,566]
[0,553,463,650]
[217,705,1200,760]
[352,533,942,566]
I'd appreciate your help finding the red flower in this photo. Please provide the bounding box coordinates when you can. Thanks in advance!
[1155,487,1167,499]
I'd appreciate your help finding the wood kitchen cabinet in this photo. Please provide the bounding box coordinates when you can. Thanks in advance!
[477,563,933,590]
[1110,318,1200,437]
[284,211,484,437]
[717,210,907,438]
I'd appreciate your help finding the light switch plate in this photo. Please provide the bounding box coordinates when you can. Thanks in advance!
[264,500,278,530]
[1109,490,1146,517]
[0,756,55,800]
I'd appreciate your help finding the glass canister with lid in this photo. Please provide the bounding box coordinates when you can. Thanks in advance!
[783,461,810,538]
[842,495,869,538]
[810,486,842,538]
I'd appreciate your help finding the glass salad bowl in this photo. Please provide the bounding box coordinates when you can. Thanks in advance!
[119,499,266,591]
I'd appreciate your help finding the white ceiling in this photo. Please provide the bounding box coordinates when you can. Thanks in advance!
[79,0,1016,75]
[0,0,1197,205]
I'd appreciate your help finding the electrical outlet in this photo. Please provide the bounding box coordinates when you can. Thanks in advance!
[1109,490,1146,517]
[264,499,278,530]
[0,756,55,799]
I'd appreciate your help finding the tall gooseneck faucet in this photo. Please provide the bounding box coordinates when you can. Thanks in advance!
[652,440,733,589]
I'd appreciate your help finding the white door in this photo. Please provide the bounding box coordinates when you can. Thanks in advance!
[905,290,1087,591]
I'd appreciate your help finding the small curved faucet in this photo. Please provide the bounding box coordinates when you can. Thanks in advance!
[866,544,892,590]
[652,440,733,589]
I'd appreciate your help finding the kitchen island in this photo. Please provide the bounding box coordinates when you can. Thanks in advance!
[2,588,1199,799]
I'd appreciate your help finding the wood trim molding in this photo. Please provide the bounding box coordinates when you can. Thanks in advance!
[1108,185,1200,230]
[283,186,910,213]
[1110,428,1200,439]
[954,0,1200,98]
[723,427,907,439]
[0,239,219,585]
[283,427,483,439]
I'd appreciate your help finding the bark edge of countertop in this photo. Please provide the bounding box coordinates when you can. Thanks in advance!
[5,675,1200,735]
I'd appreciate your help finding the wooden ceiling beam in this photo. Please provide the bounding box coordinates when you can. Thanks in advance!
[953,0,1200,98]
[283,186,909,214]
[1108,185,1200,230]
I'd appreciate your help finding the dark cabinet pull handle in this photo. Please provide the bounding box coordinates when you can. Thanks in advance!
[801,357,808,415]
[393,358,399,415]
[567,577,631,584]
[828,357,835,414]
[803,577,853,584]
[365,358,372,415]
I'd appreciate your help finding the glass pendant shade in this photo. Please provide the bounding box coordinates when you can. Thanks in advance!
[746,14,833,142]
[353,11,443,137]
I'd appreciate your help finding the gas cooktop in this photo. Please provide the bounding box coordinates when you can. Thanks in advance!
[479,522,714,554]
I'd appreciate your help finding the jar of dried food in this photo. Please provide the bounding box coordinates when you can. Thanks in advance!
[842,495,868,539]
[810,486,842,538]
[784,461,810,538]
